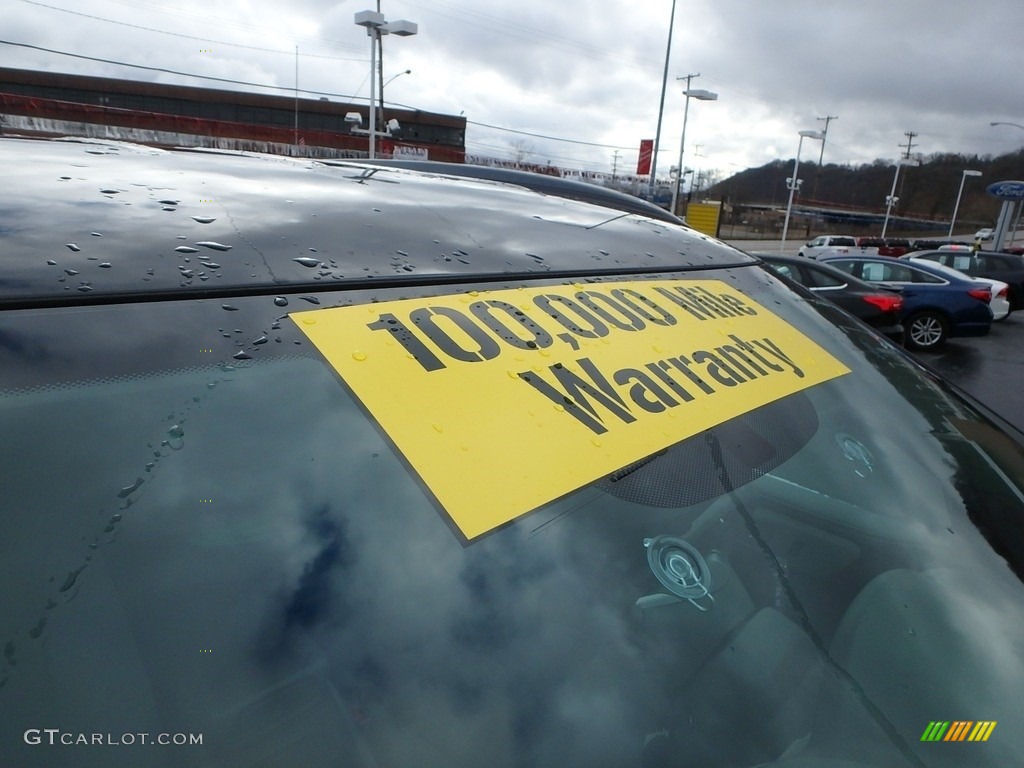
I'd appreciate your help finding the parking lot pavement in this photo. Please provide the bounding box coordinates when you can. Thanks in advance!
[921,316,1024,431]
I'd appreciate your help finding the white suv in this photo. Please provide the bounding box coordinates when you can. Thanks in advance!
[798,234,859,259]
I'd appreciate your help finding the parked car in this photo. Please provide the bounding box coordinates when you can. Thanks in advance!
[757,253,904,342]
[822,255,993,350]
[907,249,1024,311]
[797,234,859,259]
[906,257,1011,321]
[5,137,1024,768]
[975,227,995,241]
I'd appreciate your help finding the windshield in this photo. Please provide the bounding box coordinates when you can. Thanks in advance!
[2,266,1024,768]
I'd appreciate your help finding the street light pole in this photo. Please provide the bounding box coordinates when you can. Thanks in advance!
[354,10,417,160]
[781,130,823,252]
[990,121,1024,132]
[670,77,717,217]
[881,157,920,238]
[949,169,982,238]
[381,68,411,125]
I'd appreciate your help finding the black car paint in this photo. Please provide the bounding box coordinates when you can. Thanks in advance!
[756,253,904,343]
[1,138,741,312]
[5,137,1024,768]
[341,158,686,225]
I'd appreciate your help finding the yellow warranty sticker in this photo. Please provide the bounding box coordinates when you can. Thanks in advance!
[292,280,850,540]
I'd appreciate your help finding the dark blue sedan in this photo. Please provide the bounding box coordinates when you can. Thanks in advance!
[822,255,993,350]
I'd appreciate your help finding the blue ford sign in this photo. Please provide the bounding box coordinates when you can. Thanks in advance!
[986,180,1024,199]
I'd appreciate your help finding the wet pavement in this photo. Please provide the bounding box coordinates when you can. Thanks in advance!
[916,315,1024,431]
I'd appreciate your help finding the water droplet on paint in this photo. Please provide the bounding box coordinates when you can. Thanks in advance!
[118,477,144,498]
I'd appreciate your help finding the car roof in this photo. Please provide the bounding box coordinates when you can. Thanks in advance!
[824,254,965,281]
[906,257,983,282]
[904,249,1023,261]
[342,158,686,225]
[0,136,754,310]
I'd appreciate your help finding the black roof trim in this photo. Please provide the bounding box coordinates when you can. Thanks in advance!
[0,261,758,312]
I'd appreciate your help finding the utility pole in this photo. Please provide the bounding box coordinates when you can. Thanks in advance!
[689,142,703,202]
[900,131,918,159]
[812,115,837,199]
[896,131,919,213]
[611,150,620,181]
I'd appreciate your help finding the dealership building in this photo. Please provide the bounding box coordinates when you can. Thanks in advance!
[0,66,466,160]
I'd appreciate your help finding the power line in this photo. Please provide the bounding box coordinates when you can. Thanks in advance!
[17,0,363,61]
[79,0,355,51]
[0,39,364,100]
[466,119,637,151]
[0,39,641,156]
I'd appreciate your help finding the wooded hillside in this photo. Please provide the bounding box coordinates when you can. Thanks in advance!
[709,148,1024,228]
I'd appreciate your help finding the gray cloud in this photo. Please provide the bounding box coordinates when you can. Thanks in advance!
[3,0,1023,177]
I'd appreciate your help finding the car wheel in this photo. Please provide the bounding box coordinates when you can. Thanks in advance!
[905,310,948,351]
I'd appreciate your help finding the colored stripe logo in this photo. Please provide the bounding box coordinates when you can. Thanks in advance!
[921,721,996,742]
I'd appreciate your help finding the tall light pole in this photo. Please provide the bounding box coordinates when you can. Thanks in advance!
[646,0,678,203]
[354,10,417,159]
[948,169,982,237]
[380,69,411,125]
[990,121,1024,132]
[670,78,718,217]
[881,157,921,238]
[781,130,824,252]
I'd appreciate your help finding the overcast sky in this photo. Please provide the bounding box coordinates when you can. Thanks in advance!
[4,0,1024,180]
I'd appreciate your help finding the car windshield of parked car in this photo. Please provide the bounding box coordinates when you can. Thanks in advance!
[3,265,1024,768]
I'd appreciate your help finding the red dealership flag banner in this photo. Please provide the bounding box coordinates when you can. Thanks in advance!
[637,139,654,175]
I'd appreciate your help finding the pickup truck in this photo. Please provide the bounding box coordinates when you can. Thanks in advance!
[798,235,864,259]
[799,235,914,260]
[856,237,911,257]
